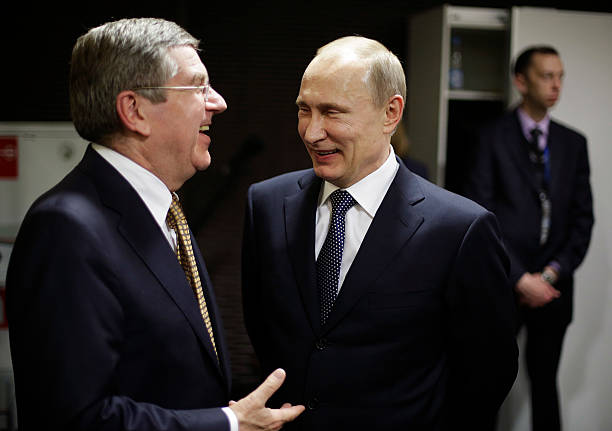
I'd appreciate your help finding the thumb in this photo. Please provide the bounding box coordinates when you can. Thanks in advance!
[250,368,286,404]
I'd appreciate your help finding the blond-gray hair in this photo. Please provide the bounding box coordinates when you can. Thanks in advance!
[69,18,199,144]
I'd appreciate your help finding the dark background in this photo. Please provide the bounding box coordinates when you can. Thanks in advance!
[4,0,611,397]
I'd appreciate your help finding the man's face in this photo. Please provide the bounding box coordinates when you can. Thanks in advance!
[145,46,227,191]
[296,57,390,189]
[516,53,564,111]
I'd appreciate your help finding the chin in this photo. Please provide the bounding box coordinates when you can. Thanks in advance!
[193,153,212,172]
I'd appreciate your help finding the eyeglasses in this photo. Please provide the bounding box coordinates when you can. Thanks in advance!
[132,85,210,104]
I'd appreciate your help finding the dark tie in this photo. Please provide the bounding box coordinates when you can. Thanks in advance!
[317,189,356,325]
[529,127,551,245]
[530,127,543,155]
[166,195,218,359]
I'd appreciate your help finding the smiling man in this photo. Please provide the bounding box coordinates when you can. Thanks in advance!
[464,46,594,431]
[242,36,518,430]
[6,17,303,431]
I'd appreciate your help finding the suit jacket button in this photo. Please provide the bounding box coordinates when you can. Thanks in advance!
[315,338,328,350]
[307,397,319,410]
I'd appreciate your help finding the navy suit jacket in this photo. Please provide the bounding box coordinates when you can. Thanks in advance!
[463,110,594,323]
[7,146,232,430]
[242,159,518,430]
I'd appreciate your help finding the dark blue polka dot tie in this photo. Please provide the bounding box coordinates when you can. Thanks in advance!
[317,189,356,325]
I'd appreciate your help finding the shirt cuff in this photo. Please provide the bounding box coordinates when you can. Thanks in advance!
[222,407,239,431]
[548,260,561,273]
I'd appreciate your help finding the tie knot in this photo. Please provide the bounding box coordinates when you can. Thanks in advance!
[166,195,185,229]
[329,189,356,215]
[530,127,542,142]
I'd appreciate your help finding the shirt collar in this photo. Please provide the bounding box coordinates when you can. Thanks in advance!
[517,107,550,141]
[318,145,399,218]
[92,143,173,230]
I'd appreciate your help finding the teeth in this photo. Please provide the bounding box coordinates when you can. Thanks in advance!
[199,125,209,132]
[317,150,336,155]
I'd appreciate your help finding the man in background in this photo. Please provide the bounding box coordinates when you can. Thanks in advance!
[7,17,302,431]
[463,45,594,431]
[242,35,518,430]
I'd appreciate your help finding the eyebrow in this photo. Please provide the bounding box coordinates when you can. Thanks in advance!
[190,73,209,85]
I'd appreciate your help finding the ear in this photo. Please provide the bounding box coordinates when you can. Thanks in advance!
[383,95,404,134]
[514,73,528,96]
[116,90,152,137]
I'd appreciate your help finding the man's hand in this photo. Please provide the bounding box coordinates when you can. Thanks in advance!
[516,272,561,308]
[229,369,305,431]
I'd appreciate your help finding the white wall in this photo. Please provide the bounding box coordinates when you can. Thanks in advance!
[499,7,612,431]
[0,122,88,226]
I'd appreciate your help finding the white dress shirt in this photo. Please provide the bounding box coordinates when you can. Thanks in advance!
[315,145,399,292]
[92,144,238,431]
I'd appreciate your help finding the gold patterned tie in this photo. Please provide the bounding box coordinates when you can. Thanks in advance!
[166,194,218,360]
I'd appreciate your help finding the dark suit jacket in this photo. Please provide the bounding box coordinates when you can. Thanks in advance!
[242,159,518,430]
[401,156,429,180]
[7,146,232,430]
[463,110,594,323]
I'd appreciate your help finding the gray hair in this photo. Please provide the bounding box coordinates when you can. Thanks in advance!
[69,18,199,144]
[316,36,406,108]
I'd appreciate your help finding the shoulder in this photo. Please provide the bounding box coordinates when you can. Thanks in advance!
[550,118,587,143]
[29,169,100,220]
[248,168,315,197]
[16,165,111,250]
[479,110,517,136]
[418,179,489,221]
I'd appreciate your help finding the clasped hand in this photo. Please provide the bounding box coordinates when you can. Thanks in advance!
[516,272,561,308]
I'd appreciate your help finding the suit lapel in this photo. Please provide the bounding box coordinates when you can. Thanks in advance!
[80,147,226,378]
[190,236,231,383]
[284,171,322,334]
[547,121,564,202]
[323,163,425,332]
[506,112,540,194]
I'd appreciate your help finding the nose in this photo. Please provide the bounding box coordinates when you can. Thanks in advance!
[301,112,326,144]
[206,86,227,114]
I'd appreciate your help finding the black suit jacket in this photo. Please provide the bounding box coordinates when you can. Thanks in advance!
[242,159,518,430]
[7,146,232,430]
[463,110,594,322]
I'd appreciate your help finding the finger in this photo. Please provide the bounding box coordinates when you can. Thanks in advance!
[249,368,287,405]
[271,404,306,423]
[545,285,561,297]
[281,403,293,409]
[228,400,237,406]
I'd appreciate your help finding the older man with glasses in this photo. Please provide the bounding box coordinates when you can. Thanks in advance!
[6,17,303,431]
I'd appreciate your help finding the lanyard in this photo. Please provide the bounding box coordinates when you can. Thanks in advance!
[542,146,551,186]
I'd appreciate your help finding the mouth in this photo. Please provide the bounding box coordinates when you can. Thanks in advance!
[314,149,338,156]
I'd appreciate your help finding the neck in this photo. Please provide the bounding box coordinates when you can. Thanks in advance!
[520,101,548,123]
[108,137,177,192]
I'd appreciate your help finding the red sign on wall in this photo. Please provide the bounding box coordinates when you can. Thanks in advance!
[0,136,18,178]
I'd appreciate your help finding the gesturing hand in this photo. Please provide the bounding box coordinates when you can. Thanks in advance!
[229,368,305,431]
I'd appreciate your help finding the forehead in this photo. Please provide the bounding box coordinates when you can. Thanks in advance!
[167,46,209,83]
[298,56,369,101]
[529,53,563,72]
